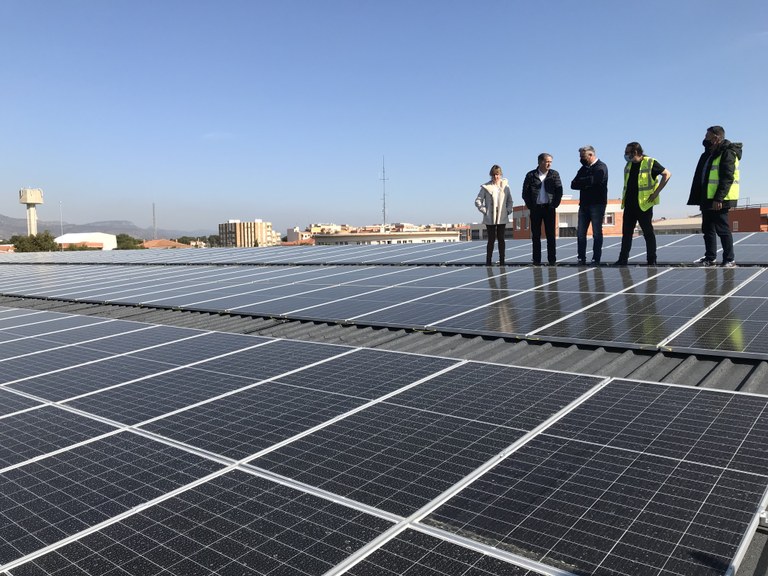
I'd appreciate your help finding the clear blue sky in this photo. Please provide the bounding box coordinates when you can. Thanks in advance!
[1,0,766,235]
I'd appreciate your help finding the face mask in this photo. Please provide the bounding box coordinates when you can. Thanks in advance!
[580,158,590,167]
[702,139,713,150]
[624,154,633,162]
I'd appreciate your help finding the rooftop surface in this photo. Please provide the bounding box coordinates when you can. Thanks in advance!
[1,236,767,576]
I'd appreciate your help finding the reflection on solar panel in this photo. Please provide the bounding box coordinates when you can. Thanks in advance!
[0,251,766,360]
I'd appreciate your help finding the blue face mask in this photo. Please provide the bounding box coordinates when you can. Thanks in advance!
[624,154,633,162]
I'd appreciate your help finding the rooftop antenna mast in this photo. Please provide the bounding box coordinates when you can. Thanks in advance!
[380,156,388,226]
[152,203,157,240]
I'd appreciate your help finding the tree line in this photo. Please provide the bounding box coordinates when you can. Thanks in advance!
[2,232,223,252]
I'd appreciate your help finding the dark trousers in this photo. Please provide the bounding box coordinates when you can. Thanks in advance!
[577,204,606,262]
[530,204,557,264]
[619,206,656,263]
[702,208,734,263]
[485,224,506,264]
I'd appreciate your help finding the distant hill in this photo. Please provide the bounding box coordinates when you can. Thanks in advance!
[0,213,214,241]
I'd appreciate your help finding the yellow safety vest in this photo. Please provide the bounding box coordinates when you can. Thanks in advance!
[622,157,660,212]
[707,155,740,201]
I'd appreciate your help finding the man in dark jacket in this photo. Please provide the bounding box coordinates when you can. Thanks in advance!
[522,153,563,265]
[571,145,608,265]
[687,126,742,267]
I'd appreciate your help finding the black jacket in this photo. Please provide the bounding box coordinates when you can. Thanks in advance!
[687,139,743,209]
[522,169,563,209]
[570,159,608,206]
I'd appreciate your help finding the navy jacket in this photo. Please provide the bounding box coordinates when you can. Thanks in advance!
[570,159,608,206]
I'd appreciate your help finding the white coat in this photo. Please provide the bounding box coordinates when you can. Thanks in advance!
[475,178,514,225]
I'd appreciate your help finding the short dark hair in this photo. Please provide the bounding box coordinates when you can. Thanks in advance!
[625,142,644,156]
[537,153,552,163]
[489,164,503,177]
[707,125,725,138]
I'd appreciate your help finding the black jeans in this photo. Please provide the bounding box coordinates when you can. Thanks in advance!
[619,206,656,263]
[702,208,734,263]
[529,204,557,264]
[485,224,506,264]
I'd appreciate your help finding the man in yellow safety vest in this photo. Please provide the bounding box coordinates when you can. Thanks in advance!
[613,142,671,266]
[687,125,742,267]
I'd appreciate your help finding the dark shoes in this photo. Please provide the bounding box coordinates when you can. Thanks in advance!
[693,256,716,266]
[613,260,628,267]
[577,259,587,266]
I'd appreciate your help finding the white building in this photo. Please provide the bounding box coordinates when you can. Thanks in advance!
[55,233,118,251]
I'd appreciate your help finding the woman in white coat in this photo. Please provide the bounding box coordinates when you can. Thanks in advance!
[475,164,514,265]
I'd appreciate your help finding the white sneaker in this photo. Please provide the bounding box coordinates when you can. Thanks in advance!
[721,261,737,268]
[693,256,715,266]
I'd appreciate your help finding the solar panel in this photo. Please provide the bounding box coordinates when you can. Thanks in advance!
[666,297,768,358]
[345,529,541,575]
[2,252,768,576]
[5,469,394,576]
[423,379,768,576]
[0,233,764,267]
[35,324,192,350]
[0,314,106,335]
[184,339,350,379]
[428,290,605,337]
[533,294,718,348]
[125,332,271,365]
[0,389,41,417]
[0,347,115,384]
[1,260,768,360]
[426,433,767,576]
[0,432,224,567]
[7,355,186,401]
[139,382,369,460]
[385,362,604,428]
[627,267,754,296]
[0,407,118,469]
[0,339,65,361]
[271,349,459,399]
[252,402,525,516]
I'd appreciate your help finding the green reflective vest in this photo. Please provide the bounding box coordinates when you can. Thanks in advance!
[707,154,740,201]
[622,157,660,212]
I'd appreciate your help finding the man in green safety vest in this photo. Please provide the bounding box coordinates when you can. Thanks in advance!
[613,142,671,266]
[687,125,742,267]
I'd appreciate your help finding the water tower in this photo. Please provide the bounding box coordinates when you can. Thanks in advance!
[19,188,44,235]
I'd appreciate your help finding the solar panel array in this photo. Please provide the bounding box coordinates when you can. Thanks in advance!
[1,308,768,576]
[1,232,767,266]
[0,259,766,360]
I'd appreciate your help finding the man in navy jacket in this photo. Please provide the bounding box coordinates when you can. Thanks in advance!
[571,145,608,265]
